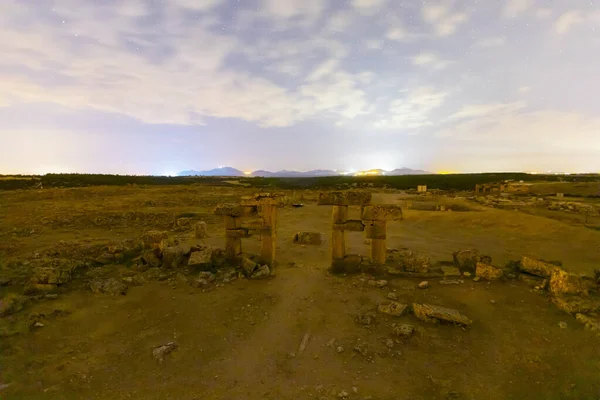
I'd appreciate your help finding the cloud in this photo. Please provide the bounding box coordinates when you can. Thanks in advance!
[446,102,526,121]
[555,10,584,34]
[518,86,531,93]
[503,0,534,18]
[352,0,387,16]
[422,2,468,36]
[172,0,222,12]
[375,87,449,129]
[475,37,507,47]
[411,52,451,70]
[365,39,384,50]
[535,8,553,19]
[386,27,410,41]
[261,0,324,21]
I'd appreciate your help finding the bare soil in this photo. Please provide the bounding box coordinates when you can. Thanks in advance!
[2,184,600,400]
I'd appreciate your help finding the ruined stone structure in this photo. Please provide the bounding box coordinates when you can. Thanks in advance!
[318,191,403,270]
[475,182,531,194]
[417,185,428,193]
[214,193,284,266]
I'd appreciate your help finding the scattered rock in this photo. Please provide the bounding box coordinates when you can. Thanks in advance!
[336,346,344,353]
[31,266,72,285]
[89,278,128,295]
[251,265,271,279]
[463,271,472,278]
[338,390,349,399]
[45,294,59,300]
[242,257,259,276]
[387,292,398,300]
[198,271,216,282]
[552,296,600,314]
[175,217,192,230]
[548,269,593,296]
[194,221,208,239]
[385,338,395,349]
[141,250,162,268]
[392,324,415,339]
[519,256,560,278]
[441,266,461,277]
[191,278,210,288]
[377,301,408,317]
[33,322,45,328]
[152,342,178,363]
[353,343,370,357]
[0,294,27,316]
[298,333,311,354]
[558,321,568,329]
[412,303,472,326]
[490,300,496,304]
[472,277,481,282]
[418,281,429,289]
[356,312,376,326]
[94,252,116,265]
[293,232,322,245]
[575,313,600,331]
[476,262,504,281]
[368,279,388,288]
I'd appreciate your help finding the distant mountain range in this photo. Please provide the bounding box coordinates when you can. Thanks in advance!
[178,167,432,177]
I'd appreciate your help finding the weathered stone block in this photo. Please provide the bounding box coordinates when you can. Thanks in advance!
[441,266,462,277]
[141,249,162,268]
[333,220,365,232]
[317,191,372,206]
[576,313,600,331]
[214,203,243,217]
[549,269,593,296]
[331,254,363,273]
[194,221,208,239]
[241,217,265,230]
[412,303,472,326]
[226,228,251,239]
[520,256,561,278]
[361,205,403,221]
[142,230,168,249]
[162,246,185,270]
[293,232,322,245]
[188,247,214,270]
[402,253,430,273]
[378,301,408,317]
[453,249,482,272]
[476,262,504,280]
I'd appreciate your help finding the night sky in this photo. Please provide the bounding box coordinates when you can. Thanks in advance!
[1,0,599,175]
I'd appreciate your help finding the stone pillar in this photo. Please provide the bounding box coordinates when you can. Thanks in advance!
[259,203,277,265]
[368,221,387,265]
[224,216,242,260]
[332,205,348,261]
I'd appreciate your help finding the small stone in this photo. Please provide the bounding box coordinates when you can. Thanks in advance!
[418,281,429,289]
[326,338,336,347]
[490,300,496,304]
[45,294,58,300]
[352,386,358,393]
[387,292,398,300]
[337,346,344,353]
[385,338,395,348]
[392,324,415,339]
[338,391,349,399]
[198,271,216,282]
[357,312,375,326]
[559,321,568,329]
[377,301,408,317]
[368,279,388,288]
[473,277,481,282]
[33,322,45,328]
[251,265,271,279]
[440,280,462,285]
[463,271,472,277]
[152,342,178,363]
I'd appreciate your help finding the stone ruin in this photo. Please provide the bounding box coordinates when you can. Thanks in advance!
[317,191,403,272]
[214,193,284,266]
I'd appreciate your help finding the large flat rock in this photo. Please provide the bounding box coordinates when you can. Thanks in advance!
[412,303,472,326]
[519,256,560,278]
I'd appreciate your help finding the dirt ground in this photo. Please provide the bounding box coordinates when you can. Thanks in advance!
[2,184,600,400]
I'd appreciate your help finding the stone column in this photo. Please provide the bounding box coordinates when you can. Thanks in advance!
[331,205,348,261]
